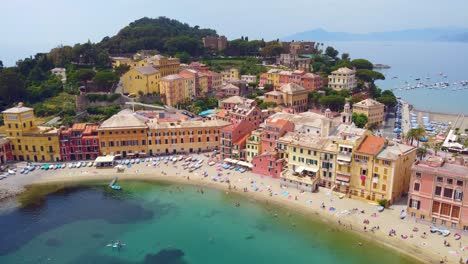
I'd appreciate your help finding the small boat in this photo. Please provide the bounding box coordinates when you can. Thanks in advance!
[454,233,462,240]
[88,162,93,167]
[109,177,118,187]
[8,169,16,175]
[76,162,82,168]
[49,165,55,170]
[377,206,384,212]
[68,163,73,169]
[111,185,122,190]
[106,242,126,248]
[400,210,406,219]
[430,226,439,233]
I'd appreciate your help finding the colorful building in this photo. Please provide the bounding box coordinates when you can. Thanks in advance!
[221,68,240,81]
[352,99,385,128]
[246,129,262,162]
[122,66,161,95]
[261,119,295,153]
[264,83,308,113]
[97,110,149,158]
[2,103,61,162]
[220,120,256,160]
[328,67,357,91]
[407,156,468,230]
[146,119,230,155]
[138,55,180,77]
[59,123,99,161]
[252,151,285,178]
[160,74,186,106]
[178,71,196,100]
[0,138,13,164]
[241,75,257,83]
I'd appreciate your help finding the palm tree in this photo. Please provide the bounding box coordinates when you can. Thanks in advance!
[406,129,417,145]
[433,142,442,156]
[416,147,427,160]
[406,127,426,148]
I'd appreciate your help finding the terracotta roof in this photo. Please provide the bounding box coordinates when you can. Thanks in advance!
[217,109,228,118]
[356,135,386,155]
[83,124,99,135]
[71,123,87,131]
[267,119,290,127]
[234,133,250,145]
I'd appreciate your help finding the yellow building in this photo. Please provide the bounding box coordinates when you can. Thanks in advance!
[349,135,416,203]
[267,69,281,88]
[221,68,239,81]
[328,67,357,91]
[2,103,60,162]
[246,129,262,162]
[138,55,180,77]
[333,124,367,193]
[199,73,209,96]
[352,99,385,128]
[373,142,416,203]
[122,66,161,95]
[146,119,230,155]
[265,83,308,112]
[111,57,133,68]
[179,71,196,99]
[160,74,186,107]
[97,110,149,157]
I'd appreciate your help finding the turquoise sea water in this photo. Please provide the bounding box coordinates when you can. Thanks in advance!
[327,41,468,114]
[0,181,419,264]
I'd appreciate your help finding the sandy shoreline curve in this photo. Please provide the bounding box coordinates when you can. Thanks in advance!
[1,155,466,264]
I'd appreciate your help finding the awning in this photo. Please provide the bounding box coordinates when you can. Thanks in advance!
[339,144,353,149]
[95,155,115,163]
[237,161,252,168]
[224,158,239,164]
[295,166,305,173]
[127,153,135,156]
[337,154,352,162]
[336,175,350,182]
[304,167,319,173]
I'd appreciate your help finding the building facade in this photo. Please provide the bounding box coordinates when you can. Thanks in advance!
[328,67,357,91]
[352,99,385,128]
[146,119,230,155]
[264,83,308,113]
[202,36,228,51]
[160,74,186,106]
[407,157,468,230]
[2,103,61,162]
[60,124,99,161]
[122,66,161,95]
[97,110,149,157]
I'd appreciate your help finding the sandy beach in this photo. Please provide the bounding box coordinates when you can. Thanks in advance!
[1,154,466,264]
[413,109,467,132]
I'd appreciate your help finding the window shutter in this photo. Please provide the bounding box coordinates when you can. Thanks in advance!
[409,199,413,207]
[417,201,421,210]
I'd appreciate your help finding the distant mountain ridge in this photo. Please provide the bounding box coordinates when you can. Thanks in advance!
[283,27,468,42]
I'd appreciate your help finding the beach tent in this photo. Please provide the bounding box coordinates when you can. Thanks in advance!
[95,155,115,168]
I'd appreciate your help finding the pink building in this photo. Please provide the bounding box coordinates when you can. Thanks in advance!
[407,156,468,230]
[0,138,13,164]
[219,119,256,160]
[252,152,285,178]
[261,119,295,153]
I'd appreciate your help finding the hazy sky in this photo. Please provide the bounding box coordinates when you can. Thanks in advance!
[1,0,468,65]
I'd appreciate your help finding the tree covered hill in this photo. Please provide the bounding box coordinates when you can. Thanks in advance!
[97,17,218,55]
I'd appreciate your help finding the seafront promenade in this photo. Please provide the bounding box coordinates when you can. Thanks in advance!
[0,153,466,264]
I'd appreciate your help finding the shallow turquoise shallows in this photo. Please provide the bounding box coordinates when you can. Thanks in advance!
[0,181,419,264]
